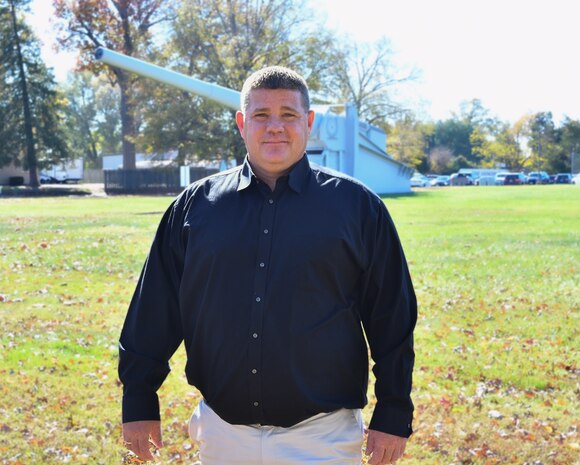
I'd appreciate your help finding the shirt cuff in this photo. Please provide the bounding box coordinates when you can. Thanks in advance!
[122,393,161,423]
[369,401,413,438]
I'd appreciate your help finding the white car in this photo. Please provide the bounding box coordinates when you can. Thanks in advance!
[430,175,450,186]
[494,172,509,185]
[410,173,430,187]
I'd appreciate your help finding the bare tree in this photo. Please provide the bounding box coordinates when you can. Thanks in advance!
[428,146,454,174]
[53,0,175,169]
[323,37,419,126]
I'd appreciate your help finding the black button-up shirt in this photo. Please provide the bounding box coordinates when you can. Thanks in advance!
[119,155,416,437]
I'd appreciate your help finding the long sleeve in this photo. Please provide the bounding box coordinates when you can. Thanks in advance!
[359,199,417,437]
[117,157,416,430]
[118,197,186,423]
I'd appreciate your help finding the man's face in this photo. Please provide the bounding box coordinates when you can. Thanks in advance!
[236,88,314,176]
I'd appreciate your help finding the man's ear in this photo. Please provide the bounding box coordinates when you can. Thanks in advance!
[307,110,315,132]
[235,111,245,137]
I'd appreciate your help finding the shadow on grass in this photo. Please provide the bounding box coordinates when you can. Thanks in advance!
[0,185,92,197]
[379,191,432,200]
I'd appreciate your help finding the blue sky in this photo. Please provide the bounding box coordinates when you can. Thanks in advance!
[28,0,580,125]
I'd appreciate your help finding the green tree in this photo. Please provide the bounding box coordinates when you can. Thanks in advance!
[428,99,501,170]
[386,115,431,171]
[139,0,336,166]
[429,118,473,165]
[0,0,69,187]
[489,122,527,171]
[526,112,559,172]
[0,73,20,166]
[469,126,491,166]
[53,0,175,169]
[556,117,580,173]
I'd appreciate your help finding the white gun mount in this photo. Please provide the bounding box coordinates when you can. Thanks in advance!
[95,47,412,194]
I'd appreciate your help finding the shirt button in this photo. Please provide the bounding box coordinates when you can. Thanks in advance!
[259,262,265,268]
[263,229,269,234]
[251,368,257,374]
[255,296,261,302]
[252,333,258,339]
[253,402,259,407]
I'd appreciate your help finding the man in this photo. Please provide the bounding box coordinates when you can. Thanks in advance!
[119,66,416,465]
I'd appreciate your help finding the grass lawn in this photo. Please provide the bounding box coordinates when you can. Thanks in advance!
[0,185,578,465]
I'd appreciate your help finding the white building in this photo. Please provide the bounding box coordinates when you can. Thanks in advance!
[102,150,179,170]
[307,104,413,195]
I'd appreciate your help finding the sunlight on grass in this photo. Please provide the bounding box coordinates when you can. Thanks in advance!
[1,185,578,464]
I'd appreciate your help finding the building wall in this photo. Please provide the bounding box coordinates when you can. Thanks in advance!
[0,165,30,185]
[84,169,104,183]
[354,150,412,195]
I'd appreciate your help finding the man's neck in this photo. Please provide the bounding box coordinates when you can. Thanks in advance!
[249,162,290,191]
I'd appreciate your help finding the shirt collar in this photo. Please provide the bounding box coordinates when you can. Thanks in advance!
[237,157,254,191]
[237,154,310,193]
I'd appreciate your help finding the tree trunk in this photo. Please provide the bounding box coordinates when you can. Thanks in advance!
[10,0,39,187]
[176,144,187,166]
[118,72,136,169]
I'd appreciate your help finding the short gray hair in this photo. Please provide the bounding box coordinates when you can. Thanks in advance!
[240,66,310,114]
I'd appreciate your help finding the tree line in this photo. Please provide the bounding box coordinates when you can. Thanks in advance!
[387,100,580,175]
[1,0,578,187]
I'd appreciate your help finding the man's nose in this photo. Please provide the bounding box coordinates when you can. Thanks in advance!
[266,116,284,132]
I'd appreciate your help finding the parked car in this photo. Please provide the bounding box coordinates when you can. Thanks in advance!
[494,172,509,185]
[527,171,550,184]
[39,173,57,184]
[503,173,526,185]
[449,173,473,186]
[410,172,430,187]
[554,173,573,184]
[475,175,495,186]
[430,175,450,186]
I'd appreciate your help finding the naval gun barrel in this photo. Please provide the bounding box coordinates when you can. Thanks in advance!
[94,47,240,111]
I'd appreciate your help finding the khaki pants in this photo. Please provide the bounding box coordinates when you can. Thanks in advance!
[188,400,364,465]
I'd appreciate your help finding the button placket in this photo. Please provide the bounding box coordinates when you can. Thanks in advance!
[247,193,277,424]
